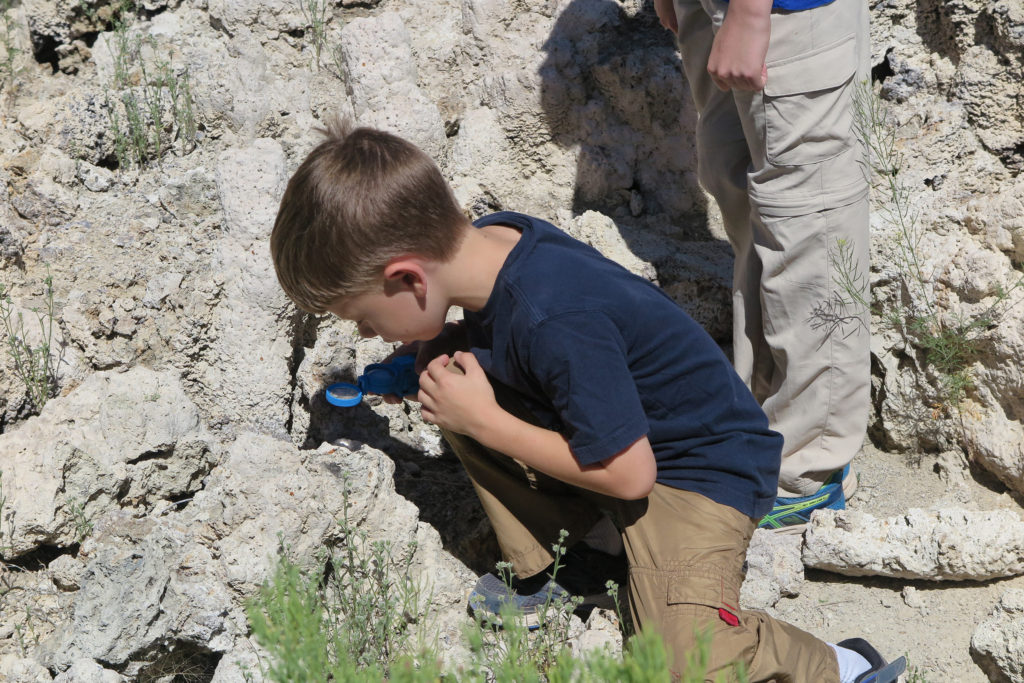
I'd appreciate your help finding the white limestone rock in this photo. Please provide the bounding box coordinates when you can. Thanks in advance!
[37,512,242,671]
[0,367,214,558]
[971,589,1024,683]
[339,12,447,163]
[803,508,1024,581]
[0,656,53,683]
[196,139,295,437]
[741,529,804,610]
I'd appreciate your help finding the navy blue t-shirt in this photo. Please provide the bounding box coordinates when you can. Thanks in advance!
[462,212,782,520]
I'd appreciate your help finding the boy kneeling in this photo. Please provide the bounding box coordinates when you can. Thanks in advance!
[270,121,901,683]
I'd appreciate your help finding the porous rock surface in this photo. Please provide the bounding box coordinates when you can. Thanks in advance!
[803,508,1024,581]
[971,589,1024,683]
[0,0,1022,678]
[740,529,805,610]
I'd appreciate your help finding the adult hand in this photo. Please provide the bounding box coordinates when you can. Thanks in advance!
[654,0,678,34]
[418,351,499,438]
[707,0,772,91]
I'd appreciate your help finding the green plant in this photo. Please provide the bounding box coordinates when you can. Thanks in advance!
[105,15,198,169]
[249,507,748,683]
[904,661,930,683]
[0,470,8,558]
[68,498,93,544]
[465,530,586,676]
[847,81,1024,408]
[296,0,344,76]
[247,478,433,681]
[0,0,21,87]
[1,274,57,414]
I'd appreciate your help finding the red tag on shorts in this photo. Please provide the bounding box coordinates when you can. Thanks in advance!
[718,607,740,627]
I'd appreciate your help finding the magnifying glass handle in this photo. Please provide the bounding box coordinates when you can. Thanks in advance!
[359,355,420,397]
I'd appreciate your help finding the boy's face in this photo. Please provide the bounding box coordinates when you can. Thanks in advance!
[327,285,447,345]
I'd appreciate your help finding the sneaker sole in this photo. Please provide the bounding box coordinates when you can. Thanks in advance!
[765,468,859,536]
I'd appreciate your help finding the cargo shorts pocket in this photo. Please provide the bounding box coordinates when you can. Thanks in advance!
[762,34,858,166]
[665,570,743,627]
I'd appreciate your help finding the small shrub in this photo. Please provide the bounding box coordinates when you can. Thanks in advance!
[0,0,21,86]
[296,0,344,76]
[846,81,1024,409]
[0,274,57,414]
[105,15,198,169]
[247,478,433,681]
[68,498,94,544]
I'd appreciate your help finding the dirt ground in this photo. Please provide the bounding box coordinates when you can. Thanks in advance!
[773,441,1024,682]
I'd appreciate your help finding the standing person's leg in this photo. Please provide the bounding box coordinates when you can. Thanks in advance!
[673,0,871,498]
[731,0,872,496]
[613,485,840,681]
[672,0,775,401]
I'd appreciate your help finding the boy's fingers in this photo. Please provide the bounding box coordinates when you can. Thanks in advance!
[452,350,480,375]
[424,354,451,380]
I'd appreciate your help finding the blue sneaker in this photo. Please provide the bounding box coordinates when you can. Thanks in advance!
[758,465,850,533]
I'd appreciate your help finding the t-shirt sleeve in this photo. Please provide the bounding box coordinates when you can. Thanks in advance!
[526,311,649,466]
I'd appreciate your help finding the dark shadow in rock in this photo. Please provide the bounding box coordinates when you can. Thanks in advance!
[538,0,709,236]
[538,0,736,345]
[913,0,963,66]
[305,389,500,576]
[805,567,1022,592]
[131,640,221,683]
[959,458,1024,509]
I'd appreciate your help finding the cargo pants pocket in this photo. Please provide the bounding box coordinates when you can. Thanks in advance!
[655,570,755,682]
[762,33,858,166]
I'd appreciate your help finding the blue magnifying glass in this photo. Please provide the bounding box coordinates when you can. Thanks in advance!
[325,354,420,407]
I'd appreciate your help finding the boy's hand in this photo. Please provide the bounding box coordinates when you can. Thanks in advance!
[380,322,468,404]
[707,0,772,91]
[418,351,499,437]
[654,0,678,34]
[413,321,468,373]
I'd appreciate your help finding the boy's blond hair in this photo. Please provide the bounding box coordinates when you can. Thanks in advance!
[270,119,466,313]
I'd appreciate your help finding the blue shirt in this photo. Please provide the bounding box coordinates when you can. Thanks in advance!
[463,212,781,519]
[725,0,834,10]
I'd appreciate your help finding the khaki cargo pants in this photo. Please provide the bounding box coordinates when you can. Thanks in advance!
[441,383,839,682]
[671,0,873,496]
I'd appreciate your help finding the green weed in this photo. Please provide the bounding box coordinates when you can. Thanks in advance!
[0,0,21,87]
[296,0,344,76]
[247,478,433,681]
[905,662,930,683]
[249,507,746,682]
[105,17,198,169]
[1,274,57,414]
[847,81,1024,409]
[68,498,94,544]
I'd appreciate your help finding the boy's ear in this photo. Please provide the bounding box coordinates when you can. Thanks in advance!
[382,257,428,296]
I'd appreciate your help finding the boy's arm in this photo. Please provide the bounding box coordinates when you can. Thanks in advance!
[419,352,657,500]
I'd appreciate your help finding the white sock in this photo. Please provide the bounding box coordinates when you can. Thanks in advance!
[829,643,872,683]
